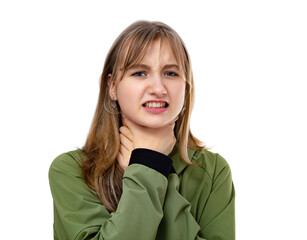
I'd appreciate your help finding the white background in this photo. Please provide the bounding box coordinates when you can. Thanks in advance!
[1,0,306,239]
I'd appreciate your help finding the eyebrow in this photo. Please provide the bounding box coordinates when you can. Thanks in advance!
[163,64,180,70]
[128,64,180,71]
[128,64,150,71]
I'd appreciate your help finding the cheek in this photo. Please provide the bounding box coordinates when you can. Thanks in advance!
[171,82,186,106]
[116,82,142,110]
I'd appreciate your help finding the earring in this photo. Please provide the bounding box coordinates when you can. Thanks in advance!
[103,94,120,114]
[112,96,116,109]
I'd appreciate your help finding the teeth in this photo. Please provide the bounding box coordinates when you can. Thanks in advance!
[144,102,166,108]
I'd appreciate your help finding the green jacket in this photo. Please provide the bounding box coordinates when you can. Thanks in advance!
[49,144,235,240]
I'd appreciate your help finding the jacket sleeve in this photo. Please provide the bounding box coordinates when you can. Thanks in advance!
[156,154,235,240]
[49,149,174,240]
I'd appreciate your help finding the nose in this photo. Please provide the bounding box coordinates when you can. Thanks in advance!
[148,75,167,97]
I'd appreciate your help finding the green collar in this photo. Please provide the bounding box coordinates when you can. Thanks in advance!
[168,143,196,175]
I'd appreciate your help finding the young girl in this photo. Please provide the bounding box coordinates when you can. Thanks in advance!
[49,20,235,240]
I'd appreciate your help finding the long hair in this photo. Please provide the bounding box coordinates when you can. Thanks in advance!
[81,20,204,212]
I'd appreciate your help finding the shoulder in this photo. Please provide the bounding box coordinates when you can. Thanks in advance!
[188,148,232,181]
[49,149,85,178]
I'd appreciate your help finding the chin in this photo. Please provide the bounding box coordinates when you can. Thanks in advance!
[142,123,166,129]
[122,111,176,128]
[138,119,172,129]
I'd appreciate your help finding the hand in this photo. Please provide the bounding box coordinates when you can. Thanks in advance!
[117,125,134,170]
[121,115,177,156]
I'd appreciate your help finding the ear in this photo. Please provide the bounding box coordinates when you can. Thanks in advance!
[107,74,118,100]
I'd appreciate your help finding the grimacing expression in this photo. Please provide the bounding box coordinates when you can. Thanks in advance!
[109,38,186,129]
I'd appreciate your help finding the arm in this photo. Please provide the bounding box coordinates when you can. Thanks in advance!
[156,154,235,240]
[49,149,173,240]
[198,154,235,239]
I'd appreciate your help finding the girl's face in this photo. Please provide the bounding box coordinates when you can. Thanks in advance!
[111,39,186,129]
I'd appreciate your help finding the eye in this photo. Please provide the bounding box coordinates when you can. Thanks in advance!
[132,72,146,77]
[165,71,178,77]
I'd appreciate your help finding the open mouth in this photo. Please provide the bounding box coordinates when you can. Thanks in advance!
[142,102,169,108]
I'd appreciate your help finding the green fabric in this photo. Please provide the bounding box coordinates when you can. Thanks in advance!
[49,144,235,240]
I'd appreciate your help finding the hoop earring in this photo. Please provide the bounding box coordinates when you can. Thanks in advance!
[104,94,120,114]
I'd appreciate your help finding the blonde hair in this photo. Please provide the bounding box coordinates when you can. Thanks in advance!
[81,20,204,212]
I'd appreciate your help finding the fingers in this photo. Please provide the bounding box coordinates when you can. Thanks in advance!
[119,126,133,141]
[117,152,127,170]
[119,141,130,159]
[119,131,133,152]
[117,133,133,171]
[117,115,135,171]
[117,152,124,167]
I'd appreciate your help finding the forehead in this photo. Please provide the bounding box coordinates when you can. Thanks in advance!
[121,37,179,68]
[140,38,177,64]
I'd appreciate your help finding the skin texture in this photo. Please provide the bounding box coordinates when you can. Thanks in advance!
[109,39,185,169]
